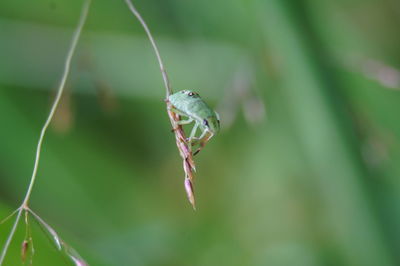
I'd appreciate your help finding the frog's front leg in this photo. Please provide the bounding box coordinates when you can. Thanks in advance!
[168,105,193,131]
[168,104,185,116]
[177,117,194,125]
[171,117,193,132]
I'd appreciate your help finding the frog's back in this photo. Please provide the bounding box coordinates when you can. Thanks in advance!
[169,90,215,120]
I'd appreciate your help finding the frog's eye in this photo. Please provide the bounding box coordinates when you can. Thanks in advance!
[203,119,209,127]
[188,92,195,96]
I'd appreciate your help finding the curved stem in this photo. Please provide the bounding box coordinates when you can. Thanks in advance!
[124,0,172,97]
[124,1,198,209]
[0,0,91,264]
[22,0,91,208]
[0,209,23,265]
[0,208,20,225]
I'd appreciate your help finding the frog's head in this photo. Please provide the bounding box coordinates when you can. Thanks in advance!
[168,90,200,106]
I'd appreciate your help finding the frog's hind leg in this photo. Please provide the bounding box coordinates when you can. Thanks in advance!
[185,122,211,155]
[193,133,213,156]
[189,128,213,156]
[187,122,199,142]
[183,122,199,152]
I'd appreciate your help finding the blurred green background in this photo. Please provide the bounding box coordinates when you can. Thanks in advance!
[1,0,400,265]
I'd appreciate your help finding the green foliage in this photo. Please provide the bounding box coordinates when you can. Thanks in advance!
[1,0,400,265]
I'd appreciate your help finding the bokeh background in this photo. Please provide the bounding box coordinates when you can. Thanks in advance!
[1,0,400,265]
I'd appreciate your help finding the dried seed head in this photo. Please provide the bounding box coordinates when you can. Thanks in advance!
[184,178,196,210]
[167,102,197,208]
[21,240,29,263]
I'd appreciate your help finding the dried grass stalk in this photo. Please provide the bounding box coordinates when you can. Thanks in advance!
[125,0,198,209]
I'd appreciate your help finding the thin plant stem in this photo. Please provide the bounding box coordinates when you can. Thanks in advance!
[22,210,34,264]
[0,0,91,264]
[124,0,172,97]
[124,0,197,209]
[0,210,23,265]
[22,0,91,209]
[28,208,88,265]
[0,208,20,225]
